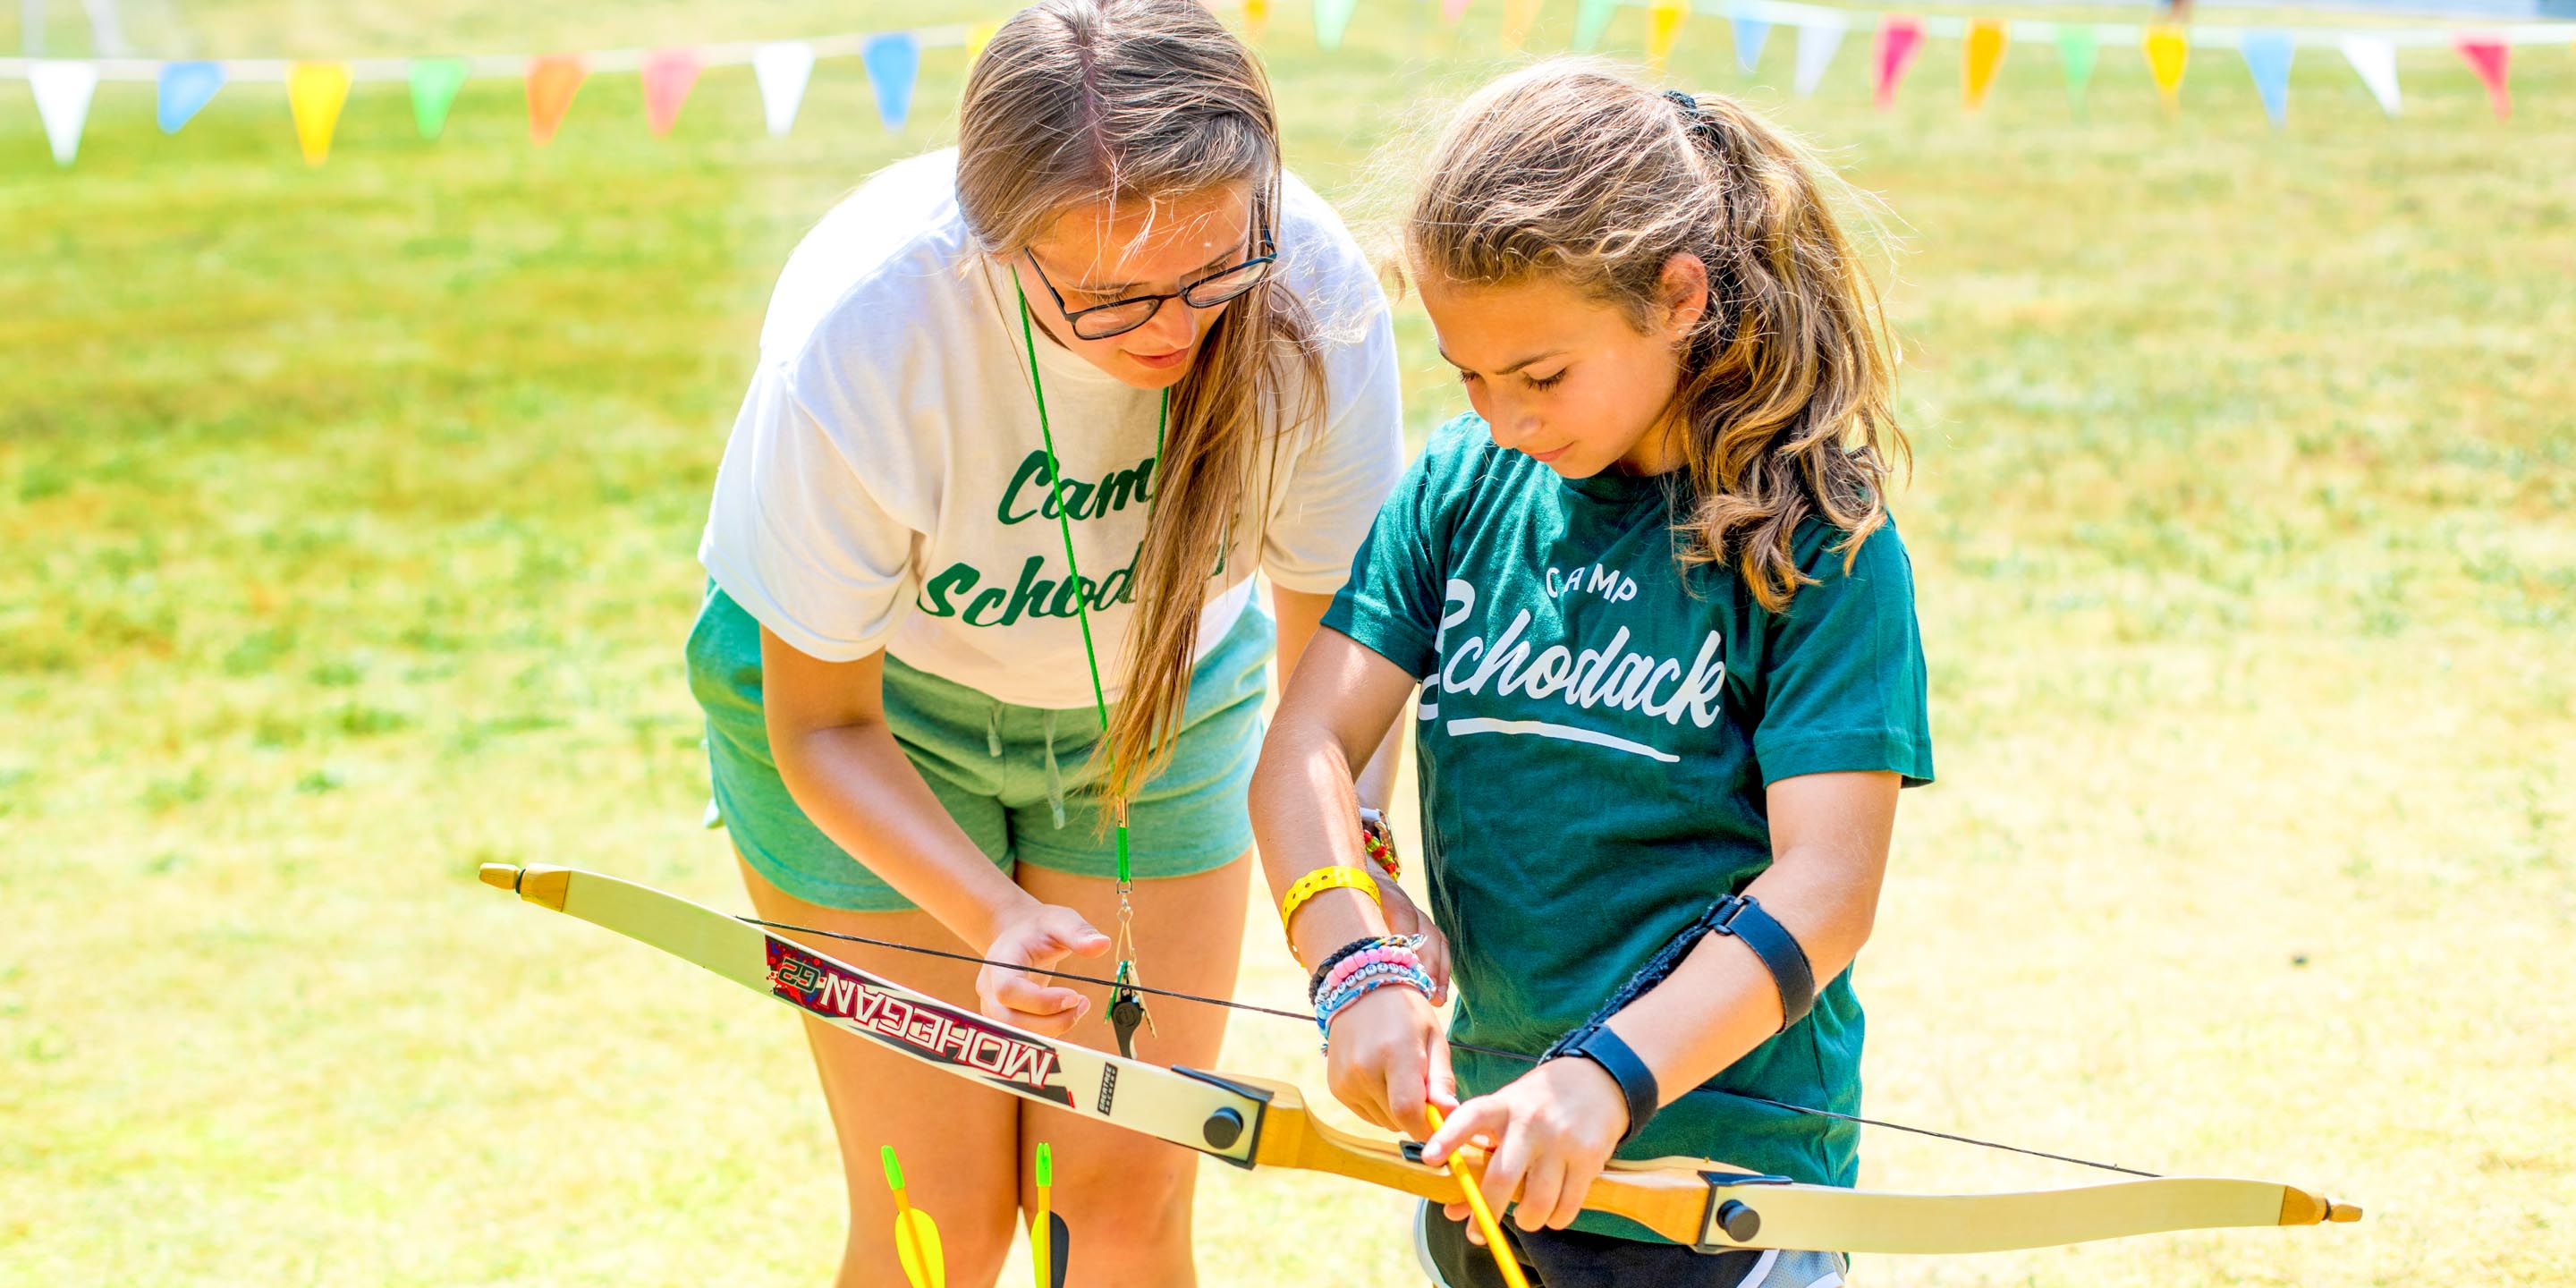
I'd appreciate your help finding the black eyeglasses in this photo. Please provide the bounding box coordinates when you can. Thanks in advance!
[1022,230,1277,341]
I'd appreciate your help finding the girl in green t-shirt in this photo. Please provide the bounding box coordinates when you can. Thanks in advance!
[1250,62,1931,1287]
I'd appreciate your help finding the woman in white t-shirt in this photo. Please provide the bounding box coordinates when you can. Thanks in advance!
[685,0,1411,1279]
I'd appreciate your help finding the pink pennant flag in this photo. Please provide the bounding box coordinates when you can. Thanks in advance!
[526,54,585,147]
[642,49,700,137]
[1442,0,1471,22]
[2453,35,2509,120]
[1874,16,1924,110]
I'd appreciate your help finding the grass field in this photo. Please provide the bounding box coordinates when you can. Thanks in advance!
[4,0,2572,1284]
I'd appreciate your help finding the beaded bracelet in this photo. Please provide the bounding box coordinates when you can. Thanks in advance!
[1358,808,1402,881]
[1314,964,1436,1046]
[1308,934,1412,1003]
[1318,945,1420,1000]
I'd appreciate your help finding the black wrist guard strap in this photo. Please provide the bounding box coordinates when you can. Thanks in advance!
[1560,1026,1660,1148]
[1710,894,1817,1030]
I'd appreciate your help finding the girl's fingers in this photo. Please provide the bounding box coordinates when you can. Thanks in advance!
[1441,1200,1483,1245]
[1422,1096,1504,1167]
[1427,1031,1459,1114]
[1513,1149,1569,1233]
[1479,1120,1535,1227]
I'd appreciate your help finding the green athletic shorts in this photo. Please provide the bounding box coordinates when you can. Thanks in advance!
[685,581,1273,911]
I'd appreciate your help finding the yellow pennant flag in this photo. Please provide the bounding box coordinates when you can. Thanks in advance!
[1244,0,1270,43]
[288,62,352,166]
[1647,0,1687,69]
[964,21,1000,71]
[2143,24,2189,109]
[1962,19,2008,110]
[1502,0,1543,49]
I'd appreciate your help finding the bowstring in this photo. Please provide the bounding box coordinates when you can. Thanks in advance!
[738,913,2159,1179]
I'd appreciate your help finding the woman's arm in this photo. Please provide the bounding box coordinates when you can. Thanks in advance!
[759,627,1105,1030]
[1269,585,1405,811]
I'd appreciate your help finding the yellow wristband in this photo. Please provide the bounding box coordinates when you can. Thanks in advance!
[1279,865,1381,934]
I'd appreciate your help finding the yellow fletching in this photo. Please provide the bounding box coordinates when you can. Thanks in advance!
[894,1208,945,1288]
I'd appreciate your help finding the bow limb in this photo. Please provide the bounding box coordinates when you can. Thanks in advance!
[479,865,2359,1255]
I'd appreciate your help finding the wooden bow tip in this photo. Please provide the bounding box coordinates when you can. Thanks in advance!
[2328,1200,2364,1224]
[480,863,570,911]
[478,863,522,891]
[2281,1186,2364,1225]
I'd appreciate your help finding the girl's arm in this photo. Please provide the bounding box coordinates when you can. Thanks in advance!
[1250,627,1453,1131]
[759,627,1107,1033]
[1425,769,1898,1233]
[1269,586,1404,810]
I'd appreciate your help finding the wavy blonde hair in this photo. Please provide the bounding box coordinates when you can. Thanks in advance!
[1406,61,1907,611]
[957,0,1323,804]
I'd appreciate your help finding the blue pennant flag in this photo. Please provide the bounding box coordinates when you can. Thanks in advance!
[1733,16,1772,74]
[863,33,920,132]
[2239,30,2295,127]
[157,60,225,133]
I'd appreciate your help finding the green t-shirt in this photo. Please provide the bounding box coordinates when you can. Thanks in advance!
[1324,415,1934,1240]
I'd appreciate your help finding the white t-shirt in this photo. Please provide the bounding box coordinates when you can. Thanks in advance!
[698,149,1405,709]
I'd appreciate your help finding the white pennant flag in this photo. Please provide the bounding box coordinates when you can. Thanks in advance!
[753,41,817,138]
[2339,36,2401,117]
[30,61,101,166]
[1792,16,1847,98]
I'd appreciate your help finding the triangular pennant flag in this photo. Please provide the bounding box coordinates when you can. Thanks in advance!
[642,49,701,136]
[2239,30,2294,127]
[964,21,1000,71]
[29,62,99,166]
[864,34,921,133]
[2055,25,2100,115]
[1502,0,1542,50]
[1873,16,1923,109]
[754,41,816,138]
[1647,0,1688,69]
[2337,36,2400,117]
[157,60,224,134]
[2143,25,2189,110]
[2453,36,2508,120]
[1792,17,1845,97]
[1733,16,1771,75]
[288,62,352,165]
[526,55,584,147]
[1573,0,1615,52]
[1962,18,2007,110]
[409,58,469,140]
[1244,0,1270,44]
[1315,0,1359,48]
[1442,0,1472,25]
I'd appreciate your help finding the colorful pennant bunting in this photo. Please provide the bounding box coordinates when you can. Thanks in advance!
[1316,0,1360,49]
[526,55,584,147]
[288,62,352,165]
[2454,35,2509,120]
[1792,16,1845,97]
[1874,15,1924,109]
[157,61,223,134]
[408,58,469,140]
[1647,0,1688,69]
[30,61,98,166]
[1573,0,1616,52]
[642,49,701,137]
[1962,18,2007,110]
[865,33,921,133]
[2239,30,2294,127]
[2056,24,2100,115]
[1733,15,1771,74]
[2338,36,2402,117]
[754,42,816,138]
[2143,24,2189,110]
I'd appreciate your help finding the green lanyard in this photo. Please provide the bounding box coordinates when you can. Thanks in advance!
[1015,282,1166,1058]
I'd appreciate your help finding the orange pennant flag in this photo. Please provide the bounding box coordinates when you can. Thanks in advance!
[287,62,352,166]
[2143,25,2189,109]
[1647,0,1687,69]
[1963,19,2008,110]
[527,54,585,147]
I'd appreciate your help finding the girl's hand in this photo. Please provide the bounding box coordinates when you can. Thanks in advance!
[1323,983,1456,1138]
[975,904,1112,1035]
[1422,1056,1629,1239]
[1373,882,1453,1004]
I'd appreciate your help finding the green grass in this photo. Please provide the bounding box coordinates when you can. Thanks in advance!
[4,1,2572,1284]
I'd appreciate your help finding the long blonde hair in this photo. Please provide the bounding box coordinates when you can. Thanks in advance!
[957,0,1323,802]
[1407,62,1907,611]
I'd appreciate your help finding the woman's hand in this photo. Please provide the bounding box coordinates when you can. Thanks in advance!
[1422,1056,1629,1240]
[975,904,1113,1035]
[1323,982,1454,1138]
